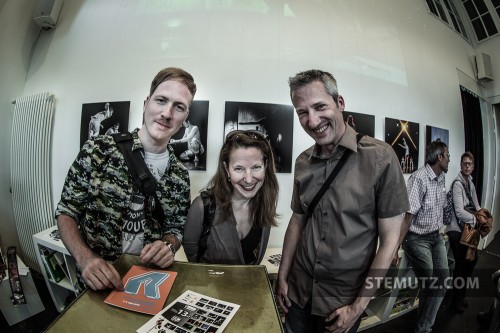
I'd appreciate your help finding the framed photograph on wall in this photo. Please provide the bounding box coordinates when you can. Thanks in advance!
[385,117,420,174]
[425,125,449,165]
[80,101,130,148]
[224,101,294,173]
[426,125,449,146]
[169,100,209,171]
[343,111,375,137]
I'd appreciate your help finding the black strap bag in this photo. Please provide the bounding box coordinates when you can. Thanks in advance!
[306,134,362,218]
[112,132,165,221]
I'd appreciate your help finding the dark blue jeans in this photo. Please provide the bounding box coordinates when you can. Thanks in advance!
[284,300,361,333]
[403,231,449,333]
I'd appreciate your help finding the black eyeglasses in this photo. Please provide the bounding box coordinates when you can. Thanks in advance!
[461,162,473,167]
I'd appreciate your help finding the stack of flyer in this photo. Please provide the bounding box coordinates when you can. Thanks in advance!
[137,290,240,333]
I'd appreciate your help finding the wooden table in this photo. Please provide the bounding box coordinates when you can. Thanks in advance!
[45,254,283,332]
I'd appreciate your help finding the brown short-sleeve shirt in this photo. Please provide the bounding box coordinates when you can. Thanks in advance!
[288,125,409,316]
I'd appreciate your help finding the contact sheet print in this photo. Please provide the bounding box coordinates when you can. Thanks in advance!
[137,290,240,333]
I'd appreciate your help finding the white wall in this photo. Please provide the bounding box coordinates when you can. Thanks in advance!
[1,0,498,250]
[476,37,500,104]
[0,0,39,251]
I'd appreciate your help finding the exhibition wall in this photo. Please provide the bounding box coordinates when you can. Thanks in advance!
[0,0,498,250]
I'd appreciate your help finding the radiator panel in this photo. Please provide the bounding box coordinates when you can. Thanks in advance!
[11,92,55,270]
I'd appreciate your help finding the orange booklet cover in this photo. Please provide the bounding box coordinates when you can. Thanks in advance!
[104,265,177,315]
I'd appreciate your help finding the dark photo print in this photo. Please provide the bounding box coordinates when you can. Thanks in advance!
[224,101,294,173]
[425,125,449,165]
[80,101,130,148]
[343,111,375,137]
[426,125,449,146]
[170,100,209,171]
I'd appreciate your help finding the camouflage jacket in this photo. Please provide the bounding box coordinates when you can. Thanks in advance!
[55,129,190,262]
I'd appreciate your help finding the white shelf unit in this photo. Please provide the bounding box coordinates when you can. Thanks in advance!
[32,225,80,312]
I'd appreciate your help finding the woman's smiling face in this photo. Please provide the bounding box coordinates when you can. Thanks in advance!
[225,147,266,200]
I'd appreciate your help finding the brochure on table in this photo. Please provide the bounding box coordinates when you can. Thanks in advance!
[137,290,240,333]
[105,265,177,315]
[265,253,281,267]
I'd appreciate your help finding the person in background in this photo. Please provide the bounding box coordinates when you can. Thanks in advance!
[182,130,279,264]
[398,137,410,172]
[396,140,450,333]
[55,67,196,291]
[446,151,480,312]
[277,69,409,333]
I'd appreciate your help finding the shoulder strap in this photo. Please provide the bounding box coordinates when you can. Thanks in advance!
[306,134,363,218]
[198,191,216,261]
[112,133,164,221]
[449,179,468,227]
[112,133,156,196]
[450,179,462,190]
[450,179,472,202]
[460,179,475,204]
[448,179,461,207]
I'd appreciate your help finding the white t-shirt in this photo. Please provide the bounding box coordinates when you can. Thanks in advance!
[122,150,169,255]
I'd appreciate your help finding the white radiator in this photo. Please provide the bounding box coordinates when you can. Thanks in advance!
[11,92,55,270]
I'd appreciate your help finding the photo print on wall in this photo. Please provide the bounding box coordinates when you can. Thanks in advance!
[385,117,420,174]
[425,125,449,164]
[80,101,130,148]
[169,100,209,171]
[343,111,375,137]
[224,101,294,173]
[426,125,449,146]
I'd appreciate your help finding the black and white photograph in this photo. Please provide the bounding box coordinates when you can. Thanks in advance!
[224,101,294,173]
[169,100,209,171]
[426,125,449,147]
[343,111,375,137]
[80,101,130,148]
[385,117,420,174]
[425,125,449,164]
[137,290,240,333]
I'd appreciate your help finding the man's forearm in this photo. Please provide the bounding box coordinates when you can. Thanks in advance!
[352,215,403,311]
[57,215,96,266]
[351,241,399,311]
[397,212,413,247]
